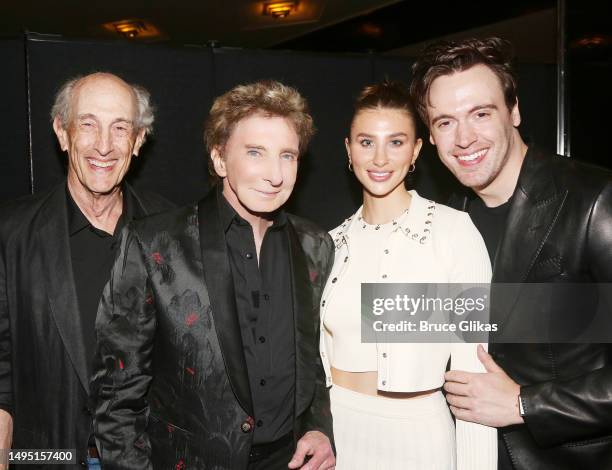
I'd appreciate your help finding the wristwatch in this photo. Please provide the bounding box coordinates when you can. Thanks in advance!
[518,394,526,417]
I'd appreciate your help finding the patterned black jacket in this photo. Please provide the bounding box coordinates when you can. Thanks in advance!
[91,187,334,470]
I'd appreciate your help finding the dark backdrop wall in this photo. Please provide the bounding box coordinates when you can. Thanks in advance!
[567,0,612,168]
[0,38,29,201]
[0,34,556,230]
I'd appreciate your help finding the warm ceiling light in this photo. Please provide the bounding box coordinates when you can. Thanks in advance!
[361,23,383,37]
[102,19,163,40]
[574,35,607,48]
[115,21,142,38]
[263,1,299,19]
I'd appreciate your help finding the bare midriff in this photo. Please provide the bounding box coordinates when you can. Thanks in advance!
[331,367,440,399]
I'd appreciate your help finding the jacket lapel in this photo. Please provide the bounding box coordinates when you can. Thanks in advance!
[37,184,89,392]
[287,222,316,417]
[197,189,253,417]
[491,149,568,327]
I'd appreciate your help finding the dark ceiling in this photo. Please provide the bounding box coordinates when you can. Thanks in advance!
[1,0,553,52]
[277,0,555,53]
[1,0,610,65]
[0,0,403,48]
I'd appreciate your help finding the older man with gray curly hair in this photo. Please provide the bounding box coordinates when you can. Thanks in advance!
[0,71,173,469]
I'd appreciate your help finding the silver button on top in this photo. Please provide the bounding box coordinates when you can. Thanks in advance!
[241,421,252,433]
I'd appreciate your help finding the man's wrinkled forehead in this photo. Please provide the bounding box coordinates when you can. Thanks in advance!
[70,73,137,120]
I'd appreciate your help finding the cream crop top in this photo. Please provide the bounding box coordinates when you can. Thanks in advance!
[320,191,497,470]
[320,190,493,390]
[323,209,409,371]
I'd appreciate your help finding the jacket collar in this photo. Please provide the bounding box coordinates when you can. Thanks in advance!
[37,183,90,393]
[491,147,568,329]
[493,146,567,283]
[286,222,317,418]
[37,181,150,393]
[197,188,254,417]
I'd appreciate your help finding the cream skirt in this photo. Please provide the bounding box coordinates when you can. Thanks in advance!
[331,385,456,470]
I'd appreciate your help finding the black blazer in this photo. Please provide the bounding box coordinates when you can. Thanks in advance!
[0,181,173,468]
[450,147,612,470]
[91,188,335,470]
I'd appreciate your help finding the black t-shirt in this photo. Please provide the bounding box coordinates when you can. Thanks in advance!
[468,196,512,264]
[468,195,514,469]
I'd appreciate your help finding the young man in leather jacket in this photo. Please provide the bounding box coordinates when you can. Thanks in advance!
[411,37,612,470]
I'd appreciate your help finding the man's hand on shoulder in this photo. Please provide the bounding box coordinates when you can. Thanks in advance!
[288,430,335,470]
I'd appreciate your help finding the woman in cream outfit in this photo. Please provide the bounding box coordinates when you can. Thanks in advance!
[320,81,497,469]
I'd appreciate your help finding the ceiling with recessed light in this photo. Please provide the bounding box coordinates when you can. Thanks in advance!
[0,0,609,64]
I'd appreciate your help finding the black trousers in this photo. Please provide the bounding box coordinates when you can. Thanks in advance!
[247,437,295,470]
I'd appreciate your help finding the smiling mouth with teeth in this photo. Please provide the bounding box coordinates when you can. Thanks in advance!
[456,149,487,163]
[88,159,116,168]
[366,170,393,182]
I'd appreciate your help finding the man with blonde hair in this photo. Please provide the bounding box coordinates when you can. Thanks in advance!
[0,72,172,468]
[92,80,335,470]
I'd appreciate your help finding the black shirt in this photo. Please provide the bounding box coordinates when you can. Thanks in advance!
[468,196,512,263]
[67,186,141,372]
[219,194,295,445]
[467,195,513,469]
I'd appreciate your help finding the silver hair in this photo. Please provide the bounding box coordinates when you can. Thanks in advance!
[50,73,154,139]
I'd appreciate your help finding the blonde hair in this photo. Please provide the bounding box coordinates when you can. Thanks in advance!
[204,80,315,182]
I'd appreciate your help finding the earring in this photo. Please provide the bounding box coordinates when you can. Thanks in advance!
[348,161,353,172]
[408,163,416,173]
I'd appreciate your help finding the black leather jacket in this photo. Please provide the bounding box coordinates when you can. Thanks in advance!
[450,147,612,470]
